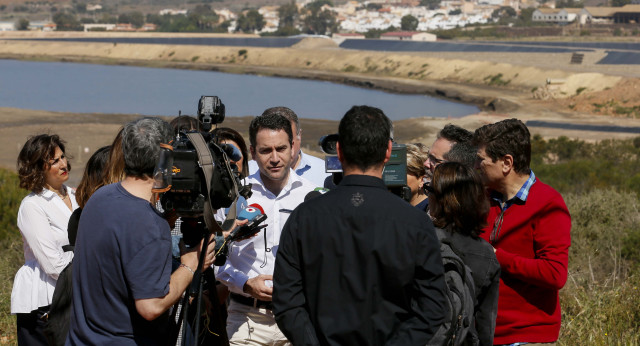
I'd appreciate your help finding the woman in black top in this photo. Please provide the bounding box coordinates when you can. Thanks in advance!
[428,161,501,346]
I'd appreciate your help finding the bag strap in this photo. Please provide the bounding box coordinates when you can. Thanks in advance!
[185,132,225,235]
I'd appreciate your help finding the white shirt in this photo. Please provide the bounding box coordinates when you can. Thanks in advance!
[217,169,316,295]
[248,150,329,188]
[11,185,78,313]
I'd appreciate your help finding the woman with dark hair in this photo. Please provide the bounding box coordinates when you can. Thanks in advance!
[427,161,500,346]
[67,146,111,246]
[170,115,201,135]
[11,134,79,345]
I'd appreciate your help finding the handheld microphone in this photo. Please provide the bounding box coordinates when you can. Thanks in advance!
[237,204,264,221]
[228,204,267,240]
[220,143,243,162]
[214,203,268,266]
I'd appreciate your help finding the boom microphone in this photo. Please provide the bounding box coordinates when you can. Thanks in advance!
[220,143,243,162]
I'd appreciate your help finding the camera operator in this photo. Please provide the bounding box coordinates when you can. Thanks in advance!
[218,111,316,345]
[67,117,218,345]
[248,106,328,188]
[272,106,448,345]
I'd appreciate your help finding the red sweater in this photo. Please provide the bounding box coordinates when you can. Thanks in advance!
[480,178,571,344]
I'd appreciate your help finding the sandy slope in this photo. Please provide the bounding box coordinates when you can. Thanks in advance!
[1,32,640,186]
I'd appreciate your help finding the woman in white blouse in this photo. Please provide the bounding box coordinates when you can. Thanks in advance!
[12,134,78,345]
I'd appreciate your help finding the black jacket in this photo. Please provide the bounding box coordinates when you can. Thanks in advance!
[445,230,501,346]
[273,175,447,346]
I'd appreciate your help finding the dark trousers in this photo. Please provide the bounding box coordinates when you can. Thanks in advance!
[16,306,50,346]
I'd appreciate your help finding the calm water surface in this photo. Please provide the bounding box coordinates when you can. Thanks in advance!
[0,59,478,120]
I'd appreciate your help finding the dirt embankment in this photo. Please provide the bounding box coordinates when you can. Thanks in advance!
[1,32,640,184]
[1,32,638,115]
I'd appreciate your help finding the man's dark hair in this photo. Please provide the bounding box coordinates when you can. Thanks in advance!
[338,105,392,171]
[249,112,293,147]
[428,162,488,238]
[262,106,300,135]
[443,141,477,169]
[437,124,472,144]
[122,117,173,178]
[17,134,71,194]
[472,118,531,175]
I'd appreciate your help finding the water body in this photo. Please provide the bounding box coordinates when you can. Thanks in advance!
[0,59,478,120]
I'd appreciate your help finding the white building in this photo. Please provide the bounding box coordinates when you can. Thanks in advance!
[159,9,188,16]
[532,8,585,24]
[0,22,15,31]
[83,23,116,32]
[381,31,437,41]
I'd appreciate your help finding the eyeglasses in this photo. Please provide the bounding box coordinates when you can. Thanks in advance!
[427,154,445,166]
[490,208,506,244]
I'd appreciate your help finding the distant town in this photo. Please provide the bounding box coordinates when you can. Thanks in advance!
[0,0,639,39]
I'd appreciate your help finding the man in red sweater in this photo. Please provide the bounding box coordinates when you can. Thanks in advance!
[472,119,571,345]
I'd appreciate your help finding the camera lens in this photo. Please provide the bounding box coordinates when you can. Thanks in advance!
[319,134,339,155]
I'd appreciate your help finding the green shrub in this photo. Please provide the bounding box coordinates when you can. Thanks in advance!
[484,73,510,86]
[0,169,26,344]
[0,169,24,242]
[343,65,356,72]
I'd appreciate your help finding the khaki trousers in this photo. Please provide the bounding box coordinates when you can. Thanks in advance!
[226,300,291,346]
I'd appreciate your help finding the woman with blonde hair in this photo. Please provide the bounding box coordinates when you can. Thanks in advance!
[406,143,429,211]
[101,127,125,187]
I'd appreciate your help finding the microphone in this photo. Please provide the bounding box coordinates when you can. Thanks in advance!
[214,203,267,266]
[220,143,243,162]
[237,203,264,221]
[228,204,267,240]
[304,187,330,202]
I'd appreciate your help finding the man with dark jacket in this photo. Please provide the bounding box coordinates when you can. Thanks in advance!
[273,105,448,345]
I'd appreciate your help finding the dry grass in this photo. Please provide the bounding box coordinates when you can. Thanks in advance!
[559,189,640,345]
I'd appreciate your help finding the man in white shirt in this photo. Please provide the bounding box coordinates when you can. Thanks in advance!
[218,111,316,345]
[248,106,329,188]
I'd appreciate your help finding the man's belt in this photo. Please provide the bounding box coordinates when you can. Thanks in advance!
[231,293,273,310]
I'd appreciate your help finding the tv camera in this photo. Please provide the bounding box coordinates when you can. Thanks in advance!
[318,133,411,201]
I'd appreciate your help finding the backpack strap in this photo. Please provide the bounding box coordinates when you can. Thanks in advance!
[185,132,225,235]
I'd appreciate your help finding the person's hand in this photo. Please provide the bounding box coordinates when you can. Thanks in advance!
[179,235,217,272]
[200,234,217,270]
[243,274,273,301]
[222,219,249,239]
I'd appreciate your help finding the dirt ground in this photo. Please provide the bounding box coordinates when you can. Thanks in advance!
[2,32,640,186]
